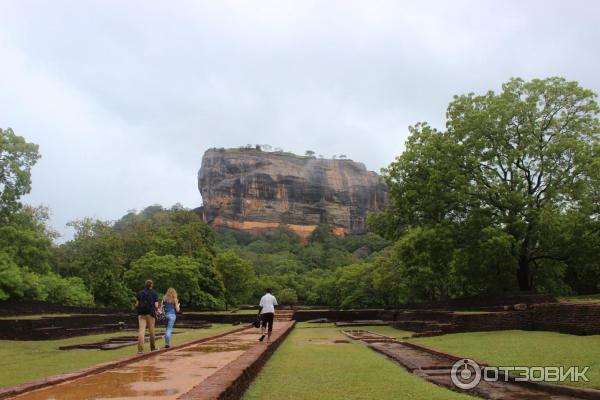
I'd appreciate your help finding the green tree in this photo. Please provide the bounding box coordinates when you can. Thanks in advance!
[278,287,298,305]
[39,273,94,306]
[250,252,304,275]
[378,77,600,292]
[115,205,216,267]
[214,250,255,309]
[309,224,337,245]
[0,128,40,217]
[341,233,390,254]
[124,251,224,309]
[369,249,407,306]
[0,206,56,274]
[0,251,94,306]
[447,78,599,290]
[392,225,457,301]
[299,243,325,269]
[62,219,132,308]
[334,263,376,307]
[59,206,219,308]
[0,251,27,301]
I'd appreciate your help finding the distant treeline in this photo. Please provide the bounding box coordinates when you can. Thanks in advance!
[2,77,599,309]
[209,145,352,161]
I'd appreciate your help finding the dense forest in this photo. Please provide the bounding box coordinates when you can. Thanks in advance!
[1,77,599,309]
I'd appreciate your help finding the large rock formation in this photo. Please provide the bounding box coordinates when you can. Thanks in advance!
[198,148,387,237]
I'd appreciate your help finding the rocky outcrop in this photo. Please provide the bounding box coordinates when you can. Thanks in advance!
[198,148,387,237]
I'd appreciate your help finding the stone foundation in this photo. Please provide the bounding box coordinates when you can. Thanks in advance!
[0,313,255,340]
[392,303,600,336]
[294,309,381,322]
[531,303,600,335]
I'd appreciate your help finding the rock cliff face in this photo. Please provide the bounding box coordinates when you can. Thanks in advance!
[198,148,387,237]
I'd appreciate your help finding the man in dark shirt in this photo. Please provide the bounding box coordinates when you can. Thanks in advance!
[136,279,159,353]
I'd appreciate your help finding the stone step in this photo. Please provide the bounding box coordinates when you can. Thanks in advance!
[420,369,453,376]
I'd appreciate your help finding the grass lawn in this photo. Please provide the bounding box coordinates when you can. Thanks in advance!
[0,323,237,388]
[559,294,600,304]
[346,324,413,339]
[243,323,473,400]
[412,330,600,389]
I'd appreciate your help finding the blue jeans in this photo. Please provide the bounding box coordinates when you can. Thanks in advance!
[165,313,176,345]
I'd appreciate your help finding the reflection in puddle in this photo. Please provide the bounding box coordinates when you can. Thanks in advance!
[184,343,254,353]
[16,366,174,400]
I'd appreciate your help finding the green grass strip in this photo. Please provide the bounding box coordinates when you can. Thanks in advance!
[412,330,600,390]
[244,323,472,400]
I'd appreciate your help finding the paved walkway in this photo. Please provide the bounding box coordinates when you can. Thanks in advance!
[13,322,291,400]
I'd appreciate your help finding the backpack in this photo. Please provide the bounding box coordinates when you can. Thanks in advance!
[137,289,155,315]
[155,300,166,322]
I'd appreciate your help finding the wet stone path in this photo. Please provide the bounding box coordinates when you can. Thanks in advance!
[14,327,270,400]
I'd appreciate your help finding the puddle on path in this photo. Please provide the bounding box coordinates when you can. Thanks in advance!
[183,342,254,353]
[14,330,261,400]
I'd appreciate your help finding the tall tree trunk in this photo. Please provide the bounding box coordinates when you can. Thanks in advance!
[517,255,531,290]
[518,237,532,290]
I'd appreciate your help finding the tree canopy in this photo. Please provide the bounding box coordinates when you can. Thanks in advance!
[372,77,600,297]
[214,250,255,309]
[4,78,598,310]
[0,128,40,217]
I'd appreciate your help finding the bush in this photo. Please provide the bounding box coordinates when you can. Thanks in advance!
[125,251,225,309]
[214,250,255,309]
[40,274,95,306]
[0,251,94,306]
[278,288,298,305]
[0,252,25,300]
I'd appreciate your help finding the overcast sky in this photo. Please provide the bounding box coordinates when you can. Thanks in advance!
[1,0,599,241]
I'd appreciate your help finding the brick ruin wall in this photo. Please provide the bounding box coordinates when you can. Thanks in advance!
[0,313,258,340]
[393,303,600,336]
[451,303,600,335]
[450,311,534,333]
[298,303,600,336]
[294,309,381,322]
[3,300,600,340]
[529,303,600,335]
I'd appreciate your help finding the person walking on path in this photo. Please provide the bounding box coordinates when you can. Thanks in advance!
[162,287,180,348]
[258,288,278,343]
[136,279,159,353]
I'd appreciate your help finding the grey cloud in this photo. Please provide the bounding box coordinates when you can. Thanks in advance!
[0,0,598,240]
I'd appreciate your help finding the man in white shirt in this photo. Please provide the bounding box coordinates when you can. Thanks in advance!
[258,288,278,343]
